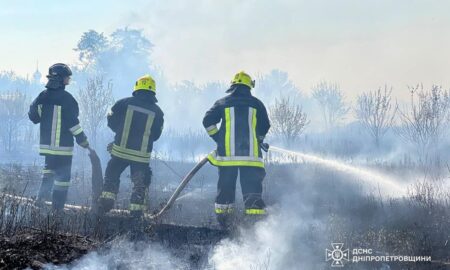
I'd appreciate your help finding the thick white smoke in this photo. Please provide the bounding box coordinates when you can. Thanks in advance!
[208,210,321,269]
[45,239,189,270]
[45,149,408,270]
[43,164,329,270]
[208,188,327,269]
[207,148,409,269]
[49,187,326,270]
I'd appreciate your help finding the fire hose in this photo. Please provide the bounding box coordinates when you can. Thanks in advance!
[5,145,265,221]
[88,147,209,221]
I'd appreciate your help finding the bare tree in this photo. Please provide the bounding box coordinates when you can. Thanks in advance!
[255,69,300,103]
[269,96,309,146]
[355,86,396,147]
[0,90,28,152]
[396,84,450,161]
[78,76,114,147]
[312,81,350,129]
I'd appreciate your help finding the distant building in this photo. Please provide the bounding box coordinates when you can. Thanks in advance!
[32,62,42,85]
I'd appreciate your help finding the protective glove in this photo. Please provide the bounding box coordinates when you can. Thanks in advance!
[260,142,270,152]
[79,140,90,149]
[107,142,114,153]
[211,133,220,143]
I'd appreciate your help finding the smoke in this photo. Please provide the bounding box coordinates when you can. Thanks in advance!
[206,148,411,270]
[208,204,325,269]
[42,148,412,270]
[45,238,190,270]
[46,167,329,270]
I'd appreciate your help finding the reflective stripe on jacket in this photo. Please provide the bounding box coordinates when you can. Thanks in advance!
[28,87,88,156]
[202,85,270,167]
[108,91,164,163]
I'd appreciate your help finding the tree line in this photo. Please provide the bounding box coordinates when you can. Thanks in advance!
[0,27,449,167]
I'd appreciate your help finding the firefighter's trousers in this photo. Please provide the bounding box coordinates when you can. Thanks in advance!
[38,155,72,210]
[215,166,266,218]
[99,156,152,216]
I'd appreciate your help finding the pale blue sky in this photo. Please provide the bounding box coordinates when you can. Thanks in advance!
[1,0,450,99]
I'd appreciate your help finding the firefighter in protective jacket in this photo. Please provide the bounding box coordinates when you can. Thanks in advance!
[203,71,270,227]
[28,63,89,210]
[98,74,164,218]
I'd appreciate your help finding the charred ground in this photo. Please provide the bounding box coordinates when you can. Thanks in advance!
[0,159,449,269]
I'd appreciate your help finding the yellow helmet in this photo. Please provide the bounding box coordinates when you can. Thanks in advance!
[231,71,255,89]
[134,74,156,92]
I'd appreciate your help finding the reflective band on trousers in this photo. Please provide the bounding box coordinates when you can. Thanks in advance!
[215,203,234,214]
[206,125,218,136]
[245,208,266,215]
[42,169,54,174]
[53,181,70,191]
[129,203,145,211]
[100,191,116,200]
[39,145,74,156]
[39,149,73,156]
[54,181,70,187]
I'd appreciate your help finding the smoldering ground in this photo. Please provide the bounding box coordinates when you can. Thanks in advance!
[1,148,441,270]
[0,25,449,270]
[0,3,449,270]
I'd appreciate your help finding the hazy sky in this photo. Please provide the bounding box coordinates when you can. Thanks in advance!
[1,0,449,99]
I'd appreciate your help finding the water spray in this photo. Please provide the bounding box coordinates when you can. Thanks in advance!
[2,145,405,222]
[269,146,405,196]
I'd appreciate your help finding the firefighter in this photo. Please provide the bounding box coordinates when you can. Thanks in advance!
[28,63,89,210]
[202,71,270,228]
[98,74,164,219]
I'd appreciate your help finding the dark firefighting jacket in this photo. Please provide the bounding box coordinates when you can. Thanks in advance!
[28,86,88,156]
[108,90,164,163]
[202,85,271,168]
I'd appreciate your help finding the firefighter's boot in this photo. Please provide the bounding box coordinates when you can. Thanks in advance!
[97,191,116,215]
[36,170,54,207]
[215,203,236,230]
